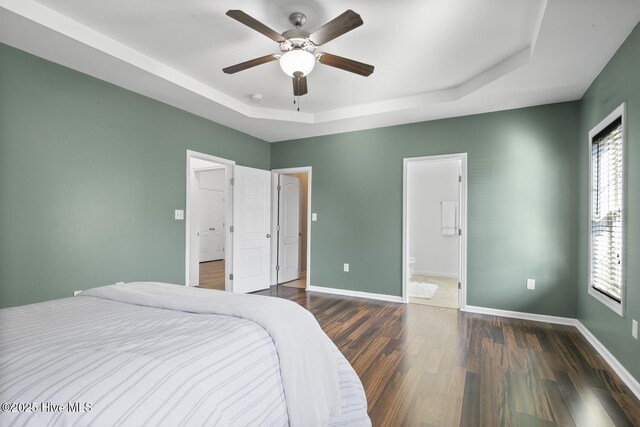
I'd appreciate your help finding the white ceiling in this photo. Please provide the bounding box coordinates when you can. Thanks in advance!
[1,0,639,142]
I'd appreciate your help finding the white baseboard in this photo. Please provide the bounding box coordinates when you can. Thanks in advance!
[307,285,403,303]
[462,305,578,326]
[575,322,640,401]
[462,305,640,401]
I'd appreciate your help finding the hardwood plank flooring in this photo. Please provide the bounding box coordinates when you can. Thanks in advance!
[198,260,225,290]
[253,286,640,426]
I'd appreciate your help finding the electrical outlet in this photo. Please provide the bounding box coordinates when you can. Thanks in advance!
[343,263,349,272]
[527,279,535,290]
[633,320,638,340]
[73,290,81,296]
[116,282,124,285]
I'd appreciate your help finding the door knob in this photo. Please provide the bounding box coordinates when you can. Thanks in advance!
[210,227,215,231]
[266,233,271,238]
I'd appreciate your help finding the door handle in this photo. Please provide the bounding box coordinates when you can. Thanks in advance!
[210,227,215,231]
[266,234,271,238]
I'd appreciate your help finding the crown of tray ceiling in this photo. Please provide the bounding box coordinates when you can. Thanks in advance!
[1,0,639,141]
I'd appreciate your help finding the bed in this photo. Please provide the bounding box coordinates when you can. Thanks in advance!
[0,282,370,426]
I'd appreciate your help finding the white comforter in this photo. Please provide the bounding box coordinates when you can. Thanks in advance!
[0,282,370,427]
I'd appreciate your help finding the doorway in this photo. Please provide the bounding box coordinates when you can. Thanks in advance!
[185,151,234,290]
[186,151,274,294]
[403,154,467,309]
[271,167,311,289]
[196,166,226,290]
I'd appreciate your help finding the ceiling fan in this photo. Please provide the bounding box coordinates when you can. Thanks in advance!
[222,9,374,102]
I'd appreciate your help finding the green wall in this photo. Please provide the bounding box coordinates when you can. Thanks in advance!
[1,15,637,385]
[578,24,640,382]
[271,102,580,317]
[0,43,269,308]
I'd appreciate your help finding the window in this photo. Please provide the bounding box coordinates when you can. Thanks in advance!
[588,103,625,316]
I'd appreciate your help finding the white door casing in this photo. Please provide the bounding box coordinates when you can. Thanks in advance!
[185,150,234,290]
[199,189,224,262]
[277,175,300,284]
[402,153,468,308]
[232,165,271,293]
[270,167,312,289]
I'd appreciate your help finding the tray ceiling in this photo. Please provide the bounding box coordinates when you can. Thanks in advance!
[1,0,639,141]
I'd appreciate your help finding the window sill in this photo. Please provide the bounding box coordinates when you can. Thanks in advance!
[588,287,624,316]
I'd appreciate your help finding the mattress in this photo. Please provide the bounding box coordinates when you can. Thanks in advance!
[0,284,370,426]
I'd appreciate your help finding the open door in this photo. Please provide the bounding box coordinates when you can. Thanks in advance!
[277,174,301,284]
[199,188,225,262]
[232,165,271,293]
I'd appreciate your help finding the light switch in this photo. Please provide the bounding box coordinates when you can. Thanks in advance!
[175,209,184,220]
[344,263,349,272]
[527,279,535,290]
[312,213,318,221]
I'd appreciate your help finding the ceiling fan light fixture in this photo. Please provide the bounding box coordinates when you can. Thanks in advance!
[279,49,315,77]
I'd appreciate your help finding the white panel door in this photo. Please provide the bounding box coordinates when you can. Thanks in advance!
[232,166,271,293]
[278,175,300,284]
[199,189,224,262]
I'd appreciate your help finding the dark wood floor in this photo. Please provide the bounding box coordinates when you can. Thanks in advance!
[254,286,640,426]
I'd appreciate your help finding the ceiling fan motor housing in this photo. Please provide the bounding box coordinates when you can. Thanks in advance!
[280,12,316,53]
[280,33,315,53]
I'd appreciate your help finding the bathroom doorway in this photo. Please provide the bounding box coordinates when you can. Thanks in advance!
[403,154,467,309]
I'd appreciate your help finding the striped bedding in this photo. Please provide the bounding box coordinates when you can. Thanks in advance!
[0,284,370,427]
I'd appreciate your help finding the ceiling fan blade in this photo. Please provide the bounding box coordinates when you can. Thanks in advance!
[318,53,374,76]
[293,74,308,96]
[309,10,363,46]
[226,10,286,43]
[223,54,279,74]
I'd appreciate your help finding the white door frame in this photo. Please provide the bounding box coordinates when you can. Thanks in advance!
[271,167,312,289]
[185,150,235,290]
[402,153,468,308]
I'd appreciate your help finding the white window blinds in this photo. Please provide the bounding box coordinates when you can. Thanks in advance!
[590,116,623,303]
